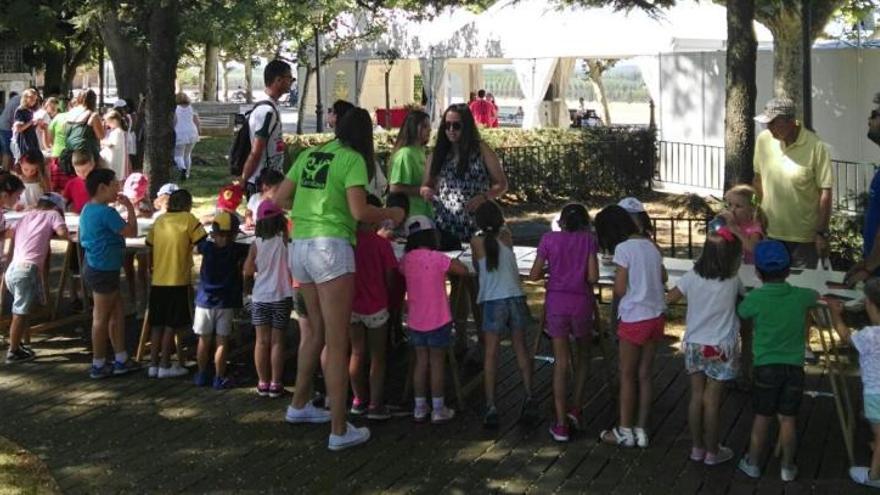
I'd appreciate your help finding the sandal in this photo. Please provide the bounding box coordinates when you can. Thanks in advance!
[599,426,635,447]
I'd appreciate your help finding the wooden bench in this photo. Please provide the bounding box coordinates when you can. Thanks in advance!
[190,102,240,137]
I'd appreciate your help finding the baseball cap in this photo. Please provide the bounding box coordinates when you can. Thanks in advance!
[257,199,283,220]
[157,183,179,197]
[754,97,796,124]
[40,192,65,212]
[618,197,645,214]
[217,183,244,212]
[754,240,791,273]
[123,173,148,201]
[213,211,239,232]
[405,215,434,236]
[113,100,127,109]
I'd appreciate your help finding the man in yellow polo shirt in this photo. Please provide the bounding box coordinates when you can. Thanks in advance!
[753,97,833,269]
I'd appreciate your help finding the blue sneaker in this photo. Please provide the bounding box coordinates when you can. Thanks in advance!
[213,376,233,390]
[112,359,141,376]
[89,364,112,379]
[194,371,210,387]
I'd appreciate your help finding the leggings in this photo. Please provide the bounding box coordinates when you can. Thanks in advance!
[173,143,195,172]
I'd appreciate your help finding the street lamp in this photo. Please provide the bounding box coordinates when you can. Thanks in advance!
[310,4,324,133]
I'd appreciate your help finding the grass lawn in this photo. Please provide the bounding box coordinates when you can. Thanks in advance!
[188,136,237,217]
[0,436,59,495]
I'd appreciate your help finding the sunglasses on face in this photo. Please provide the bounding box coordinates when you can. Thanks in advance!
[443,121,462,131]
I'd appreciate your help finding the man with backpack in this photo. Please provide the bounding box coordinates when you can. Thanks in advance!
[236,60,292,198]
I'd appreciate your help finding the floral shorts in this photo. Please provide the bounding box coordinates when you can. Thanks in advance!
[683,342,739,382]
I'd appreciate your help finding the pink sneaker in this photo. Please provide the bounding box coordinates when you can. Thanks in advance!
[549,423,570,442]
[256,382,270,397]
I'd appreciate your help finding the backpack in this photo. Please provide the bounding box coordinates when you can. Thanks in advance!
[59,111,99,175]
[229,101,280,177]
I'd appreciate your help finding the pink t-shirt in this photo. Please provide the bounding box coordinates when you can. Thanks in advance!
[11,209,65,268]
[399,248,452,331]
[738,219,764,264]
[62,177,90,214]
[352,230,398,315]
[537,230,598,317]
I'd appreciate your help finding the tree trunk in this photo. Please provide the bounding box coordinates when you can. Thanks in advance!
[244,56,254,104]
[296,67,313,135]
[144,0,179,194]
[586,59,611,125]
[221,60,230,102]
[724,0,757,188]
[99,9,148,103]
[43,48,64,95]
[202,42,219,102]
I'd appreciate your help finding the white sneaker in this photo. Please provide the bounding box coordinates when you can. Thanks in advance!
[147,366,159,378]
[431,406,455,424]
[157,364,188,379]
[328,422,370,451]
[633,427,649,448]
[285,403,331,424]
[780,464,798,482]
[850,466,880,488]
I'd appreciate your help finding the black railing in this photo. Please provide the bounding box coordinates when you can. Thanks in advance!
[650,216,712,259]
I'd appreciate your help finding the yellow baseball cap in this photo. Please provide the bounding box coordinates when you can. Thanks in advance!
[213,211,238,233]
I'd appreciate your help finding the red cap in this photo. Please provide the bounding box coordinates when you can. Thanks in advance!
[216,183,243,212]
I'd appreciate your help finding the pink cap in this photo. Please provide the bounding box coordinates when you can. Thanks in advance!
[123,173,148,201]
[257,199,283,220]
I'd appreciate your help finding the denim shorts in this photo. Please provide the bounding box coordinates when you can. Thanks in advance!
[290,237,355,285]
[5,262,42,315]
[481,296,532,333]
[752,364,804,416]
[684,342,739,382]
[865,393,880,424]
[408,322,453,348]
[83,264,120,294]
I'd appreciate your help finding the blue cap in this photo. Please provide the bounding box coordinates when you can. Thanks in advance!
[754,240,790,272]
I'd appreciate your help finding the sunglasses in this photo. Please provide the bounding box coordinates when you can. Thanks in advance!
[443,121,462,131]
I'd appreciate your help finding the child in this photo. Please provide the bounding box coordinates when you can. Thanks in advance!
[100,110,128,179]
[475,201,536,429]
[152,183,178,218]
[618,197,655,238]
[529,203,598,441]
[348,194,399,419]
[595,204,667,448]
[0,172,25,242]
[666,231,744,465]
[243,200,293,398]
[828,279,880,489]
[14,150,50,209]
[4,193,68,363]
[145,189,207,379]
[399,215,468,423]
[121,172,152,307]
[736,240,818,482]
[719,184,764,263]
[244,170,284,229]
[193,211,248,389]
[62,150,96,214]
[79,168,140,378]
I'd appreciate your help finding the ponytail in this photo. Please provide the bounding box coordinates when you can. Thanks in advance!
[475,201,505,272]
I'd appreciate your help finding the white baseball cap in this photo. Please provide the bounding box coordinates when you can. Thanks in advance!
[157,183,179,197]
[617,197,645,214]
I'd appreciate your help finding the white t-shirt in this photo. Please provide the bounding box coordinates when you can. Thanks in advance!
[675,270,745,346]
[247,100,285,185]
[174,105,199,145]
[613,238,666,323]
[852,326,880,394]
[246,192,262,214]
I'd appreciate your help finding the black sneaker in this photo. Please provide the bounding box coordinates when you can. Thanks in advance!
[20,345,35,357]
[483,405,499,429]
[6,348,35,364]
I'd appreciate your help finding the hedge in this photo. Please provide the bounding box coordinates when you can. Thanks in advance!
[283,126,656,202]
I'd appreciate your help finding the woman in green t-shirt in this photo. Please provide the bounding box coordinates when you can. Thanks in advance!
[275,107,404,450]
[389,110,432,218]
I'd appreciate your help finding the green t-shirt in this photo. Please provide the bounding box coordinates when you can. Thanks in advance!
[49,112,68,157]
[737,281,818,367]
[389,145,432,218]
[288,139,368,244]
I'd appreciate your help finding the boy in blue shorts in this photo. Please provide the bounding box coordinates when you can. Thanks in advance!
[79,168,140,378]
[736,240,818,482]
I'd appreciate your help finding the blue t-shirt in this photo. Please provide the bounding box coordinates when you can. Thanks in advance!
[79,203,126,271]
[195,240,249,309]
[864,169,880,259]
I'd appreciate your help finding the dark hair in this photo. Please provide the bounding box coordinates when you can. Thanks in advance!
[633,211,654,236]
[258,169,284,188]
[393,110,430,154]
[757,266,790,282]
[82,90,97,112]
[405,228,439,252]
[594,204,640,252]
[0,171,25,196]
[431,104,481,177]
[559,203,590,232]
[477,89,486,98]
[213,212,241,235]
[85,168,116,197]
[256,214,287,240]
[386,191,409,217]
[19,149,45,167]
[335,107,375,182]
[263,59,291,87]
[332,100,355,120]
[36,197,58,211]
[475,201,505,272]
[865,278,880,308]
[366,193,382,208]
[693,233,742,280]
[167,189,193,212]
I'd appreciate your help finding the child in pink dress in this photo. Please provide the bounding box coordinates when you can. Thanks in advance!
[720,184,765,264]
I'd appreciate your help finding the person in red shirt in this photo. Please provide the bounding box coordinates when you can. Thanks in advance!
[468,89,494,127]
[62,150,95,214]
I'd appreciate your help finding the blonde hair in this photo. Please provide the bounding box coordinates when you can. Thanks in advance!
[726,184,768,231]
[104,109,127,131]
[20,88,38,108]
[175,92,191,106]
[72,150,95,167]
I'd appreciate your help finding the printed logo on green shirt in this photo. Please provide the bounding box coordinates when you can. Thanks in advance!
[301,152,333,189]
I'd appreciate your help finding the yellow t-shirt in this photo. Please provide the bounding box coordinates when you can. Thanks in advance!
[753,127,833,243]
[146,212,207,286]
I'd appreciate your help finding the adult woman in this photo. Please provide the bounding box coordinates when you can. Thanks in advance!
[327,99,387,196]
[100,110,129,179]
[35,96,59,155]
[389,110,432,219]
[277,107,404,451]
[64,90,104,168]
[326,99,355,130]
[11,88,44,164]
[173,92,200,180]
